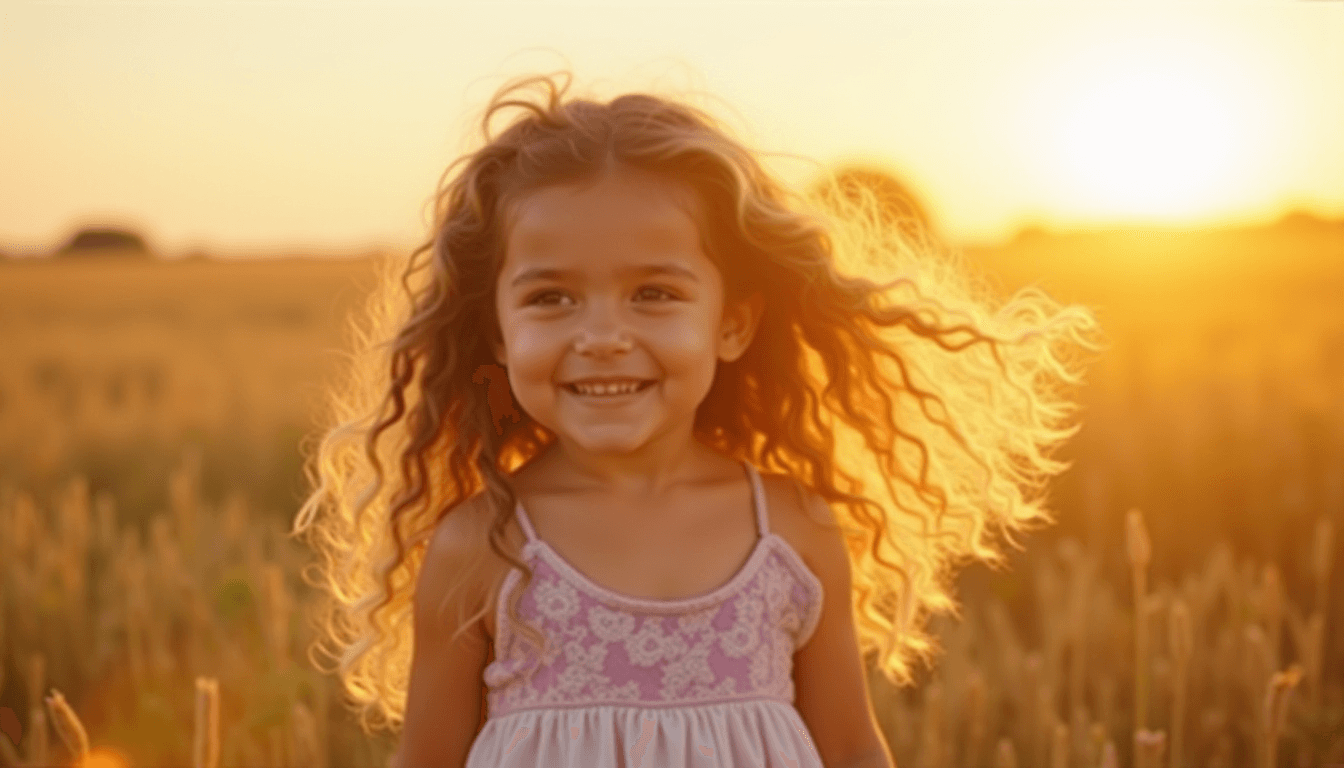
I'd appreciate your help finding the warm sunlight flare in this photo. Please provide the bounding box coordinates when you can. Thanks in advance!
[1059,69,1238,214]
[1036,30,1284,224]
[3,4,1338,251]
[80,748,131,768]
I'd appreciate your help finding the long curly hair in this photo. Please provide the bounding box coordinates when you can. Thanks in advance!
[292,71,1106,733]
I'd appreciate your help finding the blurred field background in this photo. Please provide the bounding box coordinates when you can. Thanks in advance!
[1,211,1342,768]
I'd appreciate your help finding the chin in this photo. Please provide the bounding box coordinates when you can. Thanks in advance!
[569,434,650,454]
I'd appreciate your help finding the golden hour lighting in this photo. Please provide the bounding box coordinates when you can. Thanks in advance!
[2,4,1342,768]
[1028,28,1288,225]
[79,747,132,768]
[1058,66,1240,215]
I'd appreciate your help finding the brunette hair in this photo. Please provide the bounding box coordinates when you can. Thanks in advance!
[293,71,1105,732]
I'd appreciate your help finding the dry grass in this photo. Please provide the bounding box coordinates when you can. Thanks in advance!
[865,508,1339,768]
[1,237,1342,767]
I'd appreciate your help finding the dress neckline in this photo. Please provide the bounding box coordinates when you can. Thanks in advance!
[531,536,777,610]
[512,459,775,610]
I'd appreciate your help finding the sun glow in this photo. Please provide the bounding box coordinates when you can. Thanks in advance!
[79,748,132,768]
[1024,26,1288,225]
[1059,68,1240,215]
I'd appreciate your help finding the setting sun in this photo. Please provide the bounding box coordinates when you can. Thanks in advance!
[1018,20,1296,227]
[1057,64,1243,216]
[4,3,1338,253]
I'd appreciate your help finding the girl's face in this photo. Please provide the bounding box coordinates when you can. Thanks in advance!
[492,165,761,463]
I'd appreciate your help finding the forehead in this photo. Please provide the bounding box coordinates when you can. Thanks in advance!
[502,168,709,269]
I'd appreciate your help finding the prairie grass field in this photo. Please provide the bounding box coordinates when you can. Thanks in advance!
[1,218,1342,768]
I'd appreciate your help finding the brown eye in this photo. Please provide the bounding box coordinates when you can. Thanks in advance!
[635,286,677,301]
[527,290,569,306]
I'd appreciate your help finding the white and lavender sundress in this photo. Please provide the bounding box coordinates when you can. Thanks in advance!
[465,460,827,768]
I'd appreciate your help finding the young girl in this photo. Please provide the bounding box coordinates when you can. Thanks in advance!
[294,72,1103,768]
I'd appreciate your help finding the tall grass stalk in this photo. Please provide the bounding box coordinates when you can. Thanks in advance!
[1168,597,1192,768]
[0,585,15,768]
[194,676,220,768]
[44,689,89,762]
[1098,739,1118,768]
[1049,721,1068,768]
[1134,728,1166,768]
[962,669,985,768]
[919,681,946,768]
[1259,566,1284,673]
[1083,722,1106,768]
[261,564,292,670]
[1260,665,1302,768]
[1126,509,1153,736]
[1036,686,1055,768]
[0,592,6,700]
[290,702,323,768]
[1020,652,1043,766]
[1309,516,1333,712]
[1063,542,1095,764]
[1244,624,1273,761]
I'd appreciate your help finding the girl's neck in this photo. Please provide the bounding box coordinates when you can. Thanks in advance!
[520,435,734,499]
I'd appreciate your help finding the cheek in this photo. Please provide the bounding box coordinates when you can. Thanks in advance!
[656,323,719,371]
[502,325,554,366]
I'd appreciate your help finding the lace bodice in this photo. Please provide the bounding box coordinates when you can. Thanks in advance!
[481,460,825,718]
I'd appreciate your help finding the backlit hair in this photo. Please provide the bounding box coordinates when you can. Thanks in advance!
[293,71,1105,733]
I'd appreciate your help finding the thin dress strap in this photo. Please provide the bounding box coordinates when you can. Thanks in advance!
[743,460,769,538]
[513,496,539,543]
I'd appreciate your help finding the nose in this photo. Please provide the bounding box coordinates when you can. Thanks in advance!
[572,300,634,356]
[573,327,633,356]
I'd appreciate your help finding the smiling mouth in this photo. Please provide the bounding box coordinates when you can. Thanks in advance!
[562,380,657,396]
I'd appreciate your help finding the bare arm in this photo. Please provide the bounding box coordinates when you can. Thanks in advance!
[789,483,894,768]
[390,501,493,768]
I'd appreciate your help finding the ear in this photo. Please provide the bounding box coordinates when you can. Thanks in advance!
[717,291,764,363]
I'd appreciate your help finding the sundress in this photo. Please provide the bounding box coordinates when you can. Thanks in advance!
[464,459,827,767]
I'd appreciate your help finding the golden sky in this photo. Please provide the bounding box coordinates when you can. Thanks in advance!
[3,0,1341,256]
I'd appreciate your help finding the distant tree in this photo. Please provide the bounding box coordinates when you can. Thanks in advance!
[1276,209,1331,229]
[1011,222,1053,244]
[55,227,153,258]
[808,164,939,245]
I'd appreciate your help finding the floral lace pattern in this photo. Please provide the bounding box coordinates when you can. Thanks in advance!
[481,463,825,719]
[483,538,823,717]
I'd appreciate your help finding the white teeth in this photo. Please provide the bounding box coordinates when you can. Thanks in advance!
[571,381,645,395]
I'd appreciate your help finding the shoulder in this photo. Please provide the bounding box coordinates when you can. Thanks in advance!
[425,492,491,562]
[426,490,529,563]
[418,493,516,630]
[755,471,846,573]
[416,495,487,626]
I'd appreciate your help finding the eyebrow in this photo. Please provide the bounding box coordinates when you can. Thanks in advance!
[509,263,700,288]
